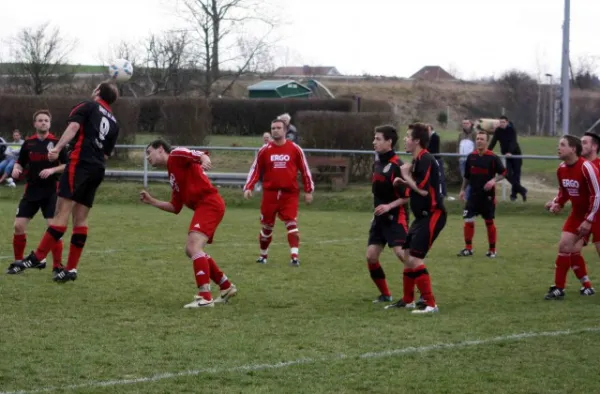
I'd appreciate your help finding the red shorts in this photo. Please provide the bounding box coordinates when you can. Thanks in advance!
[563,214,585,235]
[260,190,299,226]
[583,219,600,245]
[188,194,225,244]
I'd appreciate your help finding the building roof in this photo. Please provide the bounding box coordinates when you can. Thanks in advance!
[410,66,456,81]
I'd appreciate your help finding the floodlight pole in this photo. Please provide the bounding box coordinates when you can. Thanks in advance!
[560,0,570,136]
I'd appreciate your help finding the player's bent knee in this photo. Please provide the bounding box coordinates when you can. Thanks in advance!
[13,219,27,234]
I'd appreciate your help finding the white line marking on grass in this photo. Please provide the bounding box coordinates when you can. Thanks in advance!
[0,238,365,260]
[2,326,599,394]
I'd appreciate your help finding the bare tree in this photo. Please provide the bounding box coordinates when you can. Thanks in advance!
[143,30,193,96]
[7,22,77,95]
[572,55,600,90]
[179,0,277,97]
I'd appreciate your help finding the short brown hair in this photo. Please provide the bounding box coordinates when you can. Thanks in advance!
[271,119,287,129]
[97,81,119,105]
[147,139,172,153]
[408,122,430,149]
[374,124,398,148]
[476,130,489,139]
[562,135,582,157]
[33,109,51,122]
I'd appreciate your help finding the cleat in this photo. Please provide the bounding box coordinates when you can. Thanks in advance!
[53,269,77,283]
[290,258,300,267]
[544,286,565,300]
[184,296,214,308]
[486,251,497,258]
[372,294,392,303]
[6,254,46,274]
[412,305,439,314]
[214,284,238,303]
[384,300,416,309]
[457,249,473,257]
[415,296,426,309]
[580,287,596,296]
[256,256,267,264]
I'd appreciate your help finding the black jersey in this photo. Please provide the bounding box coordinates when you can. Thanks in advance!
[372,150,409,219]
[17,133,68,200]
[409,149,445,218]
[67,99,119,169]
[464,149,506,200]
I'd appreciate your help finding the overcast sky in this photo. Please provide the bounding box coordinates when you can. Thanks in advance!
[1,0,597,80]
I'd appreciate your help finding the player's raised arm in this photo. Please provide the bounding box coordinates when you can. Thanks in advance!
[244,145,266,193]
[294,144,315,194]
[582,161,600,223]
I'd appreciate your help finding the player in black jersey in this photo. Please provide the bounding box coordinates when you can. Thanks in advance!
[6,110,68,277]
[366,125,410,303]
[457,131,506,258]
[12,82,120,282]
[388,122,446,314]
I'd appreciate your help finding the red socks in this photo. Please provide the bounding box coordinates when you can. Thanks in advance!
[402,268,415,303]
[192,252,212,301]
[571,252,592,288]
[52,240,64,269]
[65,227,87,271]
[413,265,435,307]
[464,222,474,250]
[13,233,26,261]
[554,253,572,289]
[286,222,299,260]
[367,262,390,297]
[485,219,497,253]
[206,255,231,291]
[34,225,67,261]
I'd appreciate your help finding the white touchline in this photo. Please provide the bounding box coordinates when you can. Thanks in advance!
[0,238,365,261]
[2,326,599,394]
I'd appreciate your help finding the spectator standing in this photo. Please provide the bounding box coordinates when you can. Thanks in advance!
[488,115,528,201]
[278,113,298,143]
[427,124,446,197]
[458,119,476,199]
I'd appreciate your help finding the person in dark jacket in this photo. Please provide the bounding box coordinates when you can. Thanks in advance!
[488,116,527,201]
[427,124,446,197]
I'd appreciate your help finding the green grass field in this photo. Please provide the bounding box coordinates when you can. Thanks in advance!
[0,181,599,393]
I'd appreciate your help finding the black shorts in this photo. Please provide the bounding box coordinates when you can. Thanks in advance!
[368,215,408,248]
[58,165,105,208]
[464,196,495,220]
[405,210,447,259]
[16,194,57,219]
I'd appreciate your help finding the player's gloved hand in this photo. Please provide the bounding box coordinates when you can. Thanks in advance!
[305,193,313,205]
[39,168,54,179]
[244,189,253,199]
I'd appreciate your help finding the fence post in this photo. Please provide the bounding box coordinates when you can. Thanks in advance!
[143,151,148,189]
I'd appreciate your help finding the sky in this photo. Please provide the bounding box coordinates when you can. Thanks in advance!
[0,0,598,80]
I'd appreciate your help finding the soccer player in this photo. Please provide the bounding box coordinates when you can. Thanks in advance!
[6,110,67,277]
[8,82,120,282]
[367,125,410,303]
[387,122,446,314]
[243,119,314,267]
[141,140,237,308]
[581,131,600,259]
[457,130,507,258]
[544,135,600,299]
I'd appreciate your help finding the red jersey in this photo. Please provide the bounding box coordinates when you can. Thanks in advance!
[167,147,218,213]
[553,157,600,222]
[244,140,314,193]
[589,157,600,172]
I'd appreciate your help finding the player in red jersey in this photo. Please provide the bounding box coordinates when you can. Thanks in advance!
[580,131,600,259]
[141,140,237,308]
[243,119,314,267]
[7,110,67,277]
[9,82,119,282]
[544,135,600,299]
